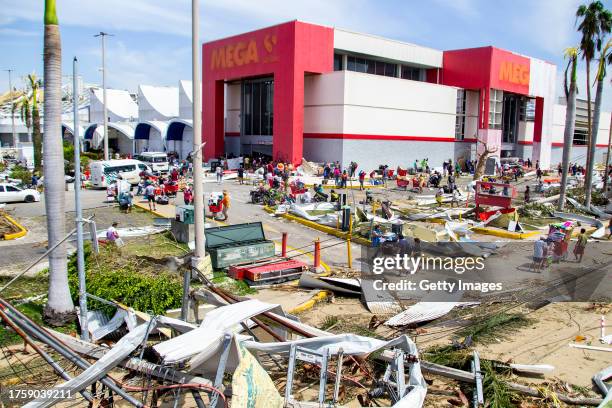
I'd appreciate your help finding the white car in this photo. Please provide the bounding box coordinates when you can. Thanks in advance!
[0,183,41,203]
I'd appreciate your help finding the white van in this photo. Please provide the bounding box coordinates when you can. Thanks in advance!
[138,152,169,174]
[89,159,150,188]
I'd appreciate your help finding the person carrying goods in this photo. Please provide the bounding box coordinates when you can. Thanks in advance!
[221,190,231,221]
[313,184,328,201]
[573,228,588,263]
[435,188,444,207]
[358,170,366,190]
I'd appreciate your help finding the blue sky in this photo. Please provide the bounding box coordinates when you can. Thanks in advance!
[1,0,611,110]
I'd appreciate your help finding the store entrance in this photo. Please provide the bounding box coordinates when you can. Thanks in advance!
[502,93,521,145]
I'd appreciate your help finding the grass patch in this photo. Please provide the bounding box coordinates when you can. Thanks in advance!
[212,271,257,296]
[481,360,517,408]
[319,315,339,330]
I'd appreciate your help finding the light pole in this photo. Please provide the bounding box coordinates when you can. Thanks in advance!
[94,32,112,160]
[183,0,206,321]
[72,57,89,341]
[4,69,17,147]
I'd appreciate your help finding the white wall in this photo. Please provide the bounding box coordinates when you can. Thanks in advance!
[529,58,557,169]
[551,104,566,145]
[341,71,457,137]
[333,28,443,68]
[304,72,345,133]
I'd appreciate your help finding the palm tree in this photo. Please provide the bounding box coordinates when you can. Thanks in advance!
[576,0,612,207]
[589,39,612,196]
[17,74,43,173]
[43,0,74,325]
[558,47,580,211]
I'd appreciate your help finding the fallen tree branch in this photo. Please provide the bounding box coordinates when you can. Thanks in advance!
[420,361,602,406]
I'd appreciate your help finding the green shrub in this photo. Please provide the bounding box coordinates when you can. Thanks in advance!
[9,164,32,184]
[67,243,183,315]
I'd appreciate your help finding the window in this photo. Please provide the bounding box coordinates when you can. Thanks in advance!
[6,186,19,192]
[455,89,467,140]
[104,165,136,174]
[0,186,4,192]
[333,53,343,71]
[573,128,588,145]
[519,98,535,121]
[401,66,422,81]
[489,89,503,129]
[242,79,274,136]
[138,164,147,170]
[347,56,396,77]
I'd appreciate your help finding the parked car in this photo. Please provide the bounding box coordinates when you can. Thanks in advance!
[0,183,41,203]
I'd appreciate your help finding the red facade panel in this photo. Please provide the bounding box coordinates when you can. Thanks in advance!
[202,21,334,164]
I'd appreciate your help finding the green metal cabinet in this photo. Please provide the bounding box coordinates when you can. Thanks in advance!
[205,222,275,269]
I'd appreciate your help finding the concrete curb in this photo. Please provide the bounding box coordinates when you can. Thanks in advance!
[471,226,540,239]
[288,290,330,314]
[2,213,27,240]
[134,202,172,218]
[263,206,371,246]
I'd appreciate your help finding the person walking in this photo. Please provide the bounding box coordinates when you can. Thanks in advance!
[524,185,531,203]
[435,187,444,207]
[333,166,341,186]
[144,182,157,211]
[340,170,348,188]
[358,170,366,190]
[216,165,223,184]
[533,237,547,272]
[607,218,612,240]
[221,190,231,221]
[573,228,588,263]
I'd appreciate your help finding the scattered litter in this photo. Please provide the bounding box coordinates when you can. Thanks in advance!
[385,302,479,327]
[299,272,361,296]
[568,343,612,352]
[509,363,555,375]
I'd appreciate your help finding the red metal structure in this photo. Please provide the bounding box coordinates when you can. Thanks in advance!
[474,181,516,214]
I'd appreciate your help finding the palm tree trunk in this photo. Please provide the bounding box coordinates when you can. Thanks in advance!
[587,75,605,205]
[558,77,577,211]
[584,59,594,206]
[32,106,42,173]
[43,0,74,325]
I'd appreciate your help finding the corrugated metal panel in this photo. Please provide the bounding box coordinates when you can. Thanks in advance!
[385,302,478,327]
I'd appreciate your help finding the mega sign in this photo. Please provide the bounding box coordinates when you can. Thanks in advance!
[210,34,278,70]
[498,61,529,86]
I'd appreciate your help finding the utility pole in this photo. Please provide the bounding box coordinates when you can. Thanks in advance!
[183,0,206,321]
[5,69,17,147]
[603,114,612,195]
[73,57,89,341]
[94,32,112,161]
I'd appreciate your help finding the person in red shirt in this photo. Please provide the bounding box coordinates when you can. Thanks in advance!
[183,186,193,205]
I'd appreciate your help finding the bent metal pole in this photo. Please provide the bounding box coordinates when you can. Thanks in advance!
[73,57,90,341]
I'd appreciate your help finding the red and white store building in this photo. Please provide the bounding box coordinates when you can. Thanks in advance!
[202,20,610,170]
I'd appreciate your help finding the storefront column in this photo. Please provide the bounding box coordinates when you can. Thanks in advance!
[273,69,304,165]
[203,79,224,160]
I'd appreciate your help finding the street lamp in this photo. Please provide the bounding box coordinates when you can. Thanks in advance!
[94,32,113,160]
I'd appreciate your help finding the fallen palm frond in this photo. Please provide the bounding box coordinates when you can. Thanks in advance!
[457,313,532,344]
